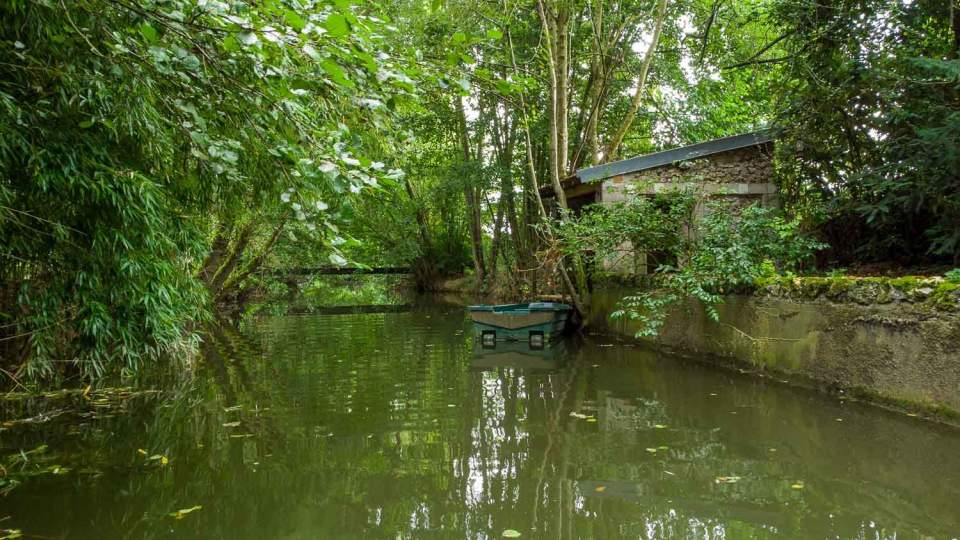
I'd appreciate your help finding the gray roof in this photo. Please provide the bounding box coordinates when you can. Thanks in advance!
[576,130,775,183]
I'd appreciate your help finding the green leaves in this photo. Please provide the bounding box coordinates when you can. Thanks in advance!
[284,10,307,31]
[139,23,158,44]
[319,58,354,87]
[0,0,416,382]
[324,13,350,38]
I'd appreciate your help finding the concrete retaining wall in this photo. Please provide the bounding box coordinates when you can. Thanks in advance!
[590,287,960,418]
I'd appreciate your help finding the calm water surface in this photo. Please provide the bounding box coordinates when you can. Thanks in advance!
[2,302,959,539]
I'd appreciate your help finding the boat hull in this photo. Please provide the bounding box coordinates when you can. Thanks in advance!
[467,302,572,342]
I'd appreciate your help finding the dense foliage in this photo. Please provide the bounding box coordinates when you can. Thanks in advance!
[1,0,415,381]
[1,0,957,383]
[773,0,960,264]
[557,188,824,334]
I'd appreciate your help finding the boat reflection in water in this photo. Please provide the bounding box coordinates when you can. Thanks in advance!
[470,338,570,374]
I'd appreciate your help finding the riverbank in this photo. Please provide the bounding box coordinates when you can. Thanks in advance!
[589,276,960,425]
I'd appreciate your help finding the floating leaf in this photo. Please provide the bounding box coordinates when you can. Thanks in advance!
[715,476,741,484]
[502,530,521,538]
[654,424,667,429]
[791,481,805,489]
[594,485,606,492]
[170,505,202,520]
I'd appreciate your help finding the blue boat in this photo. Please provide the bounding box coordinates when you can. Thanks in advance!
[467,302,573,346]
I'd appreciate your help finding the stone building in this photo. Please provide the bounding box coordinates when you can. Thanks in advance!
[544,131,778,273]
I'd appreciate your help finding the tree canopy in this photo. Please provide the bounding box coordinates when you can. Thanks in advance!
[2,0,957,383]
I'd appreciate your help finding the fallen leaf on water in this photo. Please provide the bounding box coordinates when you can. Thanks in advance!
[715,476,741,484]
[791,481,805,490]
[169,505,202,520]
[502,529,522,538]
[594,486,606,492]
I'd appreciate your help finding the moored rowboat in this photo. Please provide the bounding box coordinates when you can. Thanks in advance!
[467,302,573,345]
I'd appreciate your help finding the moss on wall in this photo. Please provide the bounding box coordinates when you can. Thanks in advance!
[754,275,960,311]
[589,280,960,424]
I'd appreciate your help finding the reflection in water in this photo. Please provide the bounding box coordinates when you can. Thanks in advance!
[1,302,959,539]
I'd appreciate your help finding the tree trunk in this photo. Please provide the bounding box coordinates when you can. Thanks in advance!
[456,95,486,284]
[537,0,568,209]
[208,221,256,298]
[218,217,288,302]
[603,0,668,162]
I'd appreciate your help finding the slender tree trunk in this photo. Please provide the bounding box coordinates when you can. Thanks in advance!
[219,216,288,301]
[603,0,668,161]
[507,23,585,314]
[556,6,570,177]
[208,221,256,298]
[404,176,433,254]
[456,95,486,284]
[537,0,568,209]
[199,222,233,284]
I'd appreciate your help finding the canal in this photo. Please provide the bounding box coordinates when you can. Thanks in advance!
[1,301,959,538]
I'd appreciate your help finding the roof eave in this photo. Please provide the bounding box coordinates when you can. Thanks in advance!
[575,130,776,184]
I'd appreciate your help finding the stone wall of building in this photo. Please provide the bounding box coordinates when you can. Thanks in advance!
[626,145,774,185]
[596,144,778,274]
[600,144,777,207]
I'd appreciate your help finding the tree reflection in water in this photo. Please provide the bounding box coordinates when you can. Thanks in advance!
[0,302,959,539]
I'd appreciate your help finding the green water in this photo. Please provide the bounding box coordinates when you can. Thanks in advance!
[1,303,959,539]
